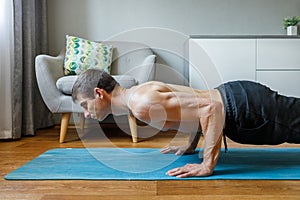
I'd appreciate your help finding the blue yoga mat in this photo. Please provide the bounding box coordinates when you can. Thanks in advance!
[4,148,300,180]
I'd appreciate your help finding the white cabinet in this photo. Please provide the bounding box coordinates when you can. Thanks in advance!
[189,39,256,89]
[257,39,300,70]
[257,71,300,97]
[189,38,300,97]
[256,39,300,97]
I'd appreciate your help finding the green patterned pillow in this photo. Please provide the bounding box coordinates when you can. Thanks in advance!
[63,35,113,75]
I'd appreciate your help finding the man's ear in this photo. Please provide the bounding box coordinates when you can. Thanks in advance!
[94,88,104,99]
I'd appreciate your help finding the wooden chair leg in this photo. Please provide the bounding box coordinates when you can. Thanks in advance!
[59,113,71,143]
[79,113,85,134]
[128,114,138,143]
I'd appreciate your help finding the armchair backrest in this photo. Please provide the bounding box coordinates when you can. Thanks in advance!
[103,41,155,84]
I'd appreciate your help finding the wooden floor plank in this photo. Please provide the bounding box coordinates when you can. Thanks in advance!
[40,195,300,200]
[157,180,300,196]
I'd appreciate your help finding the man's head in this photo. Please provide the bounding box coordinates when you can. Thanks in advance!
[72,69,118,102]
[72,69,119,120]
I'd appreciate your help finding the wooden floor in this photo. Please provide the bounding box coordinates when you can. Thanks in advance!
[1,124,300,200]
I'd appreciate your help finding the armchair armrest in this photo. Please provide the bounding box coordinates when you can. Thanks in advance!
[35,50,82,113]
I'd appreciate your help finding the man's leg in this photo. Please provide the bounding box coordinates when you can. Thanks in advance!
[221,81,300,145]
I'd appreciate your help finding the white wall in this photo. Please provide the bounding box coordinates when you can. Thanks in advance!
[47,0,300,85]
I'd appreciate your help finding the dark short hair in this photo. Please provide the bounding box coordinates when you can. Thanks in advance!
[72,69,119,102]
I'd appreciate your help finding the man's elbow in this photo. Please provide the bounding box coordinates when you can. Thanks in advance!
[209,101,223,114]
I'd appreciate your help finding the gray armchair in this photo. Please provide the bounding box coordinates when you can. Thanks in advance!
[35,41,156,143]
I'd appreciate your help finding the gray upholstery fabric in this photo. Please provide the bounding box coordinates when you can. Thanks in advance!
[56,76,78,95]
[107,42,156,84]
[113,75,138,89]
[35,41,156,114]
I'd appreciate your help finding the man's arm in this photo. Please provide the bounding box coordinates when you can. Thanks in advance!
[166,101,224,177]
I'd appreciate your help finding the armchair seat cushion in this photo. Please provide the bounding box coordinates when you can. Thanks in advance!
[56,74,137,95]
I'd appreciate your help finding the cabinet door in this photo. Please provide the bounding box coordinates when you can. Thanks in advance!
[257,71,300,97]
[189,39,256,89]
[257,39,300,70]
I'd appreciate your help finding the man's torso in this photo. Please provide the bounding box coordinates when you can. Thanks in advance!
[126,81,225,133]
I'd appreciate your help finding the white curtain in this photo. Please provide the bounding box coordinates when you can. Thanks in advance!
[0,0,13,139]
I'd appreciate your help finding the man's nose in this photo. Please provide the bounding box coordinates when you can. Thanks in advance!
[84,110,91,118]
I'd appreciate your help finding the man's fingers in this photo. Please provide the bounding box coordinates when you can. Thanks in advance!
[160,147,171,154]
[166,164,211,178]
[166,167,188,176]
[175,149,184,155]
[166,167,178,175]
[167,167,197,178]
[160,146,176,154]
[161,145,196,155]
[176,171,194,178]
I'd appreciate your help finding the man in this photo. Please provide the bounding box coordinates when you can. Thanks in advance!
[72,69,300,178]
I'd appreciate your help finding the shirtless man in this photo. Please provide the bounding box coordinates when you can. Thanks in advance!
[72,69,300,178]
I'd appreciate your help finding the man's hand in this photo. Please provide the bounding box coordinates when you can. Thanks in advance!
[160,145,196,155]
[166,163,213,178]
[160,132,201,156]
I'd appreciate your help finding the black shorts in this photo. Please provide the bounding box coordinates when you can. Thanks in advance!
[216,81,300,145]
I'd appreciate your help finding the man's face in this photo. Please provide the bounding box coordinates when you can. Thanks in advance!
[77,93,110,121]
